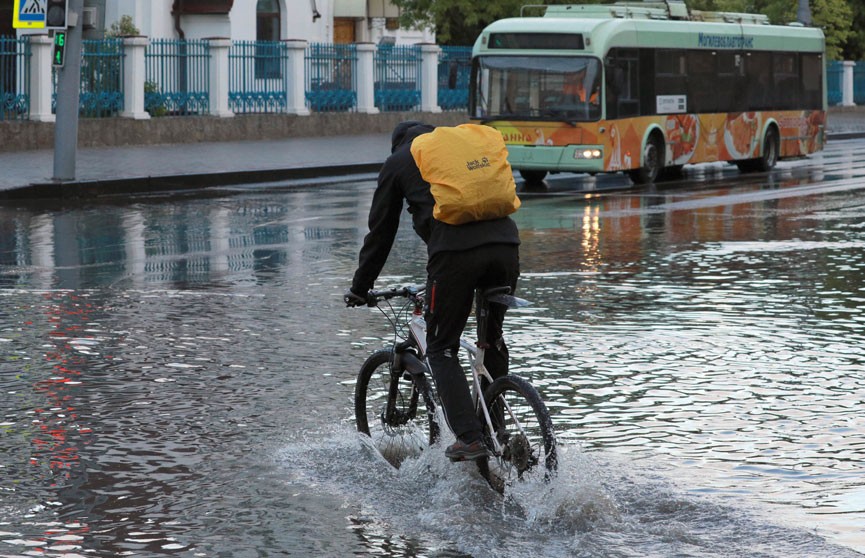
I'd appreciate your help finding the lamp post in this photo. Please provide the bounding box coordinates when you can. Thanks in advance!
[797,0,811,25]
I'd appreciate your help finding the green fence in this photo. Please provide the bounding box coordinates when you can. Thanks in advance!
[145,39,210,116]
[229,40,288,113]
[375,44,421,111]
[0,36,30,121]
[438,46,471,112]
[305,43,356,112]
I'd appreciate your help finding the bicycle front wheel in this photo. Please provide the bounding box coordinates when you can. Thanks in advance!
[479,375,557,493]
[354,348,438,468]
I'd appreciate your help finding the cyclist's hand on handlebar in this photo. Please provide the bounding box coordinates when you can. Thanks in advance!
[344,288,371,308]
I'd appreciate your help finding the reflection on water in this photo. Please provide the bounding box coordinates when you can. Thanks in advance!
[1,142,865,556]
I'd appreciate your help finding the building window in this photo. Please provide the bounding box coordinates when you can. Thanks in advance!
[256,0,281,79]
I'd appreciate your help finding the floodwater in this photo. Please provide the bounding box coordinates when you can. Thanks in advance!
[1,140,864,557]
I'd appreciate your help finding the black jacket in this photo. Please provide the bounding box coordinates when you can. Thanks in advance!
[351,124,520,294]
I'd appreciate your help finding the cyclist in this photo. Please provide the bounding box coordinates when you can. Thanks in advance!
[345,121,521,461]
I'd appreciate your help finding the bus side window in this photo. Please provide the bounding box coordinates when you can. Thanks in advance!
[606,48,641,118]
[801,53,822,110]
[745,51,772,110]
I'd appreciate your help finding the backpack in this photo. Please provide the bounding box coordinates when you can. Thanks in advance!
[410,124,521,225]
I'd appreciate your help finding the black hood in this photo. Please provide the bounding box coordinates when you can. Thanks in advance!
[391,121,435,153]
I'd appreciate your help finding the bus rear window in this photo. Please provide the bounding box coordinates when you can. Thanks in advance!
[488,33,584,50]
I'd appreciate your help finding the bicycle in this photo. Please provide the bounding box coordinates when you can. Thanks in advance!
[351,284,557,493]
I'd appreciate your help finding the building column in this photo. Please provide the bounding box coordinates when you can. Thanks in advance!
[419,43,442,113]
[356,43,379,114]
[121,36,150,119]
[842,61,856,107]
[28,35,55,123]
[284,40,310,115]
[206,37,234,117]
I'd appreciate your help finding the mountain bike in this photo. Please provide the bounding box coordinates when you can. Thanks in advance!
[351,284,557,493]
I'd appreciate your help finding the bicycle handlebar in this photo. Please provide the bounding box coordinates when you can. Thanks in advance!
[368,285,425,303]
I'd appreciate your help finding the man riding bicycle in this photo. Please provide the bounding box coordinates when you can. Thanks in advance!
[345,121,521,461]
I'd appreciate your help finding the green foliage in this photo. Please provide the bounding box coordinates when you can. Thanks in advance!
[105,14,141,38]
[748,0,852,60]
[394,0,862,59]
[393,0,603,45]
[840,1,865,60]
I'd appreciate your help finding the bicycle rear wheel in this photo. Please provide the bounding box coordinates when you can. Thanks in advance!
[478,375,557,493]
[355,348,438,467]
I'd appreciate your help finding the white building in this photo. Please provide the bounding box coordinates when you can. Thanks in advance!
[99,0,434,44]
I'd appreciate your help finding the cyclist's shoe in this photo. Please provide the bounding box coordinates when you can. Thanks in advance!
[445,439,489,461]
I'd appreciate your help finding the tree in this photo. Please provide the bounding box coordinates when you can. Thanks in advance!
[397,0,857,58]
[393,0,602,45]
[105,15,140,38]
[751,0,852,60]
[840,1,865,60]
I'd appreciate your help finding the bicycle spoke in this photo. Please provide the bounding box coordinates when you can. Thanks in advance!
[355,349,435,468]
[480,375,556,492]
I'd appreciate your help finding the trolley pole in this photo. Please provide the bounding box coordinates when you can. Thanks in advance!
[53,0,84,182]
[797,0,812,26]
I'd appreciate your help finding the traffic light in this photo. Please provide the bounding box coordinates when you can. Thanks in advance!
[52,31,67,67]
[45,0,69,30]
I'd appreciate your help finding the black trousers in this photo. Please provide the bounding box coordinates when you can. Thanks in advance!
[425,243,520,441]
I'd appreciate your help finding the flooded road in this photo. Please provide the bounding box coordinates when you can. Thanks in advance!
[1,139,864,557]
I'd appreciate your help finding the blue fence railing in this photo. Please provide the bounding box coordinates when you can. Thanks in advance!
[50,38,125,117]
[855,63,865,105]
[827,60,843,106]
[145,39,210,116]
[80,38,125,117]
[438,45,471,112]
[305,43,357,112]
[229,40,288,114]
[375,44,421,111]
[0,35,30,121]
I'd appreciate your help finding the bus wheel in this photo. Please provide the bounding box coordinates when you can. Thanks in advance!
[520,169,547,185]
[628,136,663,184]
[736,126,779,173]
[754,126,780,172]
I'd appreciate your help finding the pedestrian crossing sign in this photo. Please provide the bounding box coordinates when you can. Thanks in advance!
[13,0,46,29]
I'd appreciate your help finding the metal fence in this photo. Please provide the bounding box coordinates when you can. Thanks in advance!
[229,40,288,114]
[79,38,124,117]
[145,39,210,116]
[855,63,865,105]
[438,46,471,112]
[305,43,357,112]
[827,60,843,106]
[0,36,30,121]
[375,44,421,111]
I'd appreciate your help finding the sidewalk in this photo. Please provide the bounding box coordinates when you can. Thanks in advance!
[0,133,392,200]
[2,111,865,201]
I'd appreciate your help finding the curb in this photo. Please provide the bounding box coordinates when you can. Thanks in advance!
[0,162,383,201]
[827,131,865,141]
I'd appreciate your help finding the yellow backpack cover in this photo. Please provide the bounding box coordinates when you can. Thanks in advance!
[410,124,521,225]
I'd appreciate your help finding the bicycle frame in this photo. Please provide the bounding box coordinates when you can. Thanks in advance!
[401,290,529,457]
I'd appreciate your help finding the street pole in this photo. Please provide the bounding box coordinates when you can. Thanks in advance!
[797,0,812,26]
[52,0,84,182]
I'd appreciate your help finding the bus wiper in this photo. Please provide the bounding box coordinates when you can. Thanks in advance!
[479,112,537,124]
[541,108,578,127]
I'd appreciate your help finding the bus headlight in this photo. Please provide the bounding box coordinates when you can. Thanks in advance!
[574,148,603,160]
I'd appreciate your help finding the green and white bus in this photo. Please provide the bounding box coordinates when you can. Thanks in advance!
[469,1,826,184]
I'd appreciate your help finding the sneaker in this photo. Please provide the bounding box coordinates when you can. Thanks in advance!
[445,439,489,461]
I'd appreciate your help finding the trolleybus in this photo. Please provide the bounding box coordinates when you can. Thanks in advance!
[469,0,826,184]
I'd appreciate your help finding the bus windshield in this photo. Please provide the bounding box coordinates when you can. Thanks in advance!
[471,56,602,123]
